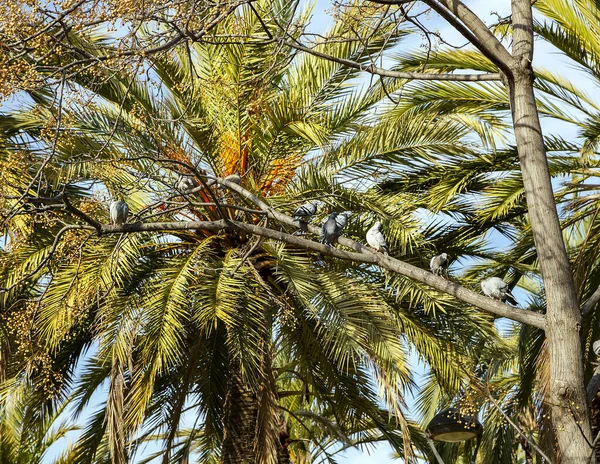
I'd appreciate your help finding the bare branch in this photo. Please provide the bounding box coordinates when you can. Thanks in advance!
[486,391,554,464]
[60,193,103,232]
[282,40,502,81]
[582,285,600,317]
[427,0,514,70]
[587,363,600,403]
[215,178,545,328]
[90,216,545,329]
[39,175,537,330]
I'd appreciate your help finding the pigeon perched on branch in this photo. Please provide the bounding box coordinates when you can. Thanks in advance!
[177,174,197,193]
[593,340,600,357]
[481,277,518,306]
[335,211,351,229]
[430,253,448,277]
[110,200,129,225]
[223,172,242,185]
[293,201,318,222]
[321,212,344,246]
[366,221,389,255]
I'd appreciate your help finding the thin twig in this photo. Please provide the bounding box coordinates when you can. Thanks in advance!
[486,392,554,464]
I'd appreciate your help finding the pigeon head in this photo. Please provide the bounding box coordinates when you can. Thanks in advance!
[373,221,382,229]
[330,211,339,218]
[440,252,448,260]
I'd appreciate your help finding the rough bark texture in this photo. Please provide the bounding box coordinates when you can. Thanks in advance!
[221,349,258,464]
[509,0,593,460]
[277,429,291,464]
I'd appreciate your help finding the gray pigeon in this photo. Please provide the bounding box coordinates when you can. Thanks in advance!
[293,201,318,222]
[110,200,129,225]
[218,172,242,193]
[481,277,517,305]
[224,172,242,185]
[321,212,342,246]
[366,221,389,255]
[430,253,449,277]
[335,211,351,229]
[177,174,197,193]
[593,340,600,357]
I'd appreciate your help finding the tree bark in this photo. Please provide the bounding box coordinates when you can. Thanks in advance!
[277,428,291,464]
[509,0,593,460]
[221,346,258,464]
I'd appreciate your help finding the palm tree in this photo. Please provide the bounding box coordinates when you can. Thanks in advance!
[0,384,79,464]
[348,0,600,460]
[0,0,508,462]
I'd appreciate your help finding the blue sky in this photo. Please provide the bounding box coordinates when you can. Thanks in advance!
[23,0,599,461]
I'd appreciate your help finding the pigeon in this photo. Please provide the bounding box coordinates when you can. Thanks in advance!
[321,212,343,246]
[594,340,600,357]
[177,174,197,193]
[430,253,449,277]
[481,277,517,305]
[293,201,318,222]
[224,172,242,185]
[366,221,389,255]
[335,211,351,229]
[110,200,129,225]
[218,172,242,193]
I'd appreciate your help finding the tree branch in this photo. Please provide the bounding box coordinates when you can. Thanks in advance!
[59,176,542,331]
[18,183,545,328]
[587,363,600,403]
[582,285,600,317]
[216,178,545,328]
[282,40,501,81]
[60,193,103,233]
[486,391,554,464]
[427,0,514,71]
[423,0,505,68]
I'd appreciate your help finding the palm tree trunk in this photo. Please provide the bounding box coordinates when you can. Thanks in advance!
[221,347,258,464]
[277,423,291,464]
[508,0,593,461]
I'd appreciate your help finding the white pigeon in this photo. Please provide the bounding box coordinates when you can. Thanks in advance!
[293,201,318,222]
[481,277,517,305]
[110,200,129,225]
[366,221,389,255]
[177,174,196,193]
[321,212,342,245]
[430,253,449,277]
[593,340,600,357]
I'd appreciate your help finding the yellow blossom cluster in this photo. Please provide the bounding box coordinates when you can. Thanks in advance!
[0,57,39,101]
[6,302,66,399]
[0,0,242,101]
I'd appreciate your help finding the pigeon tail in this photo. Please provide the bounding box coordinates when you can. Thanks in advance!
[504,292,518,306]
